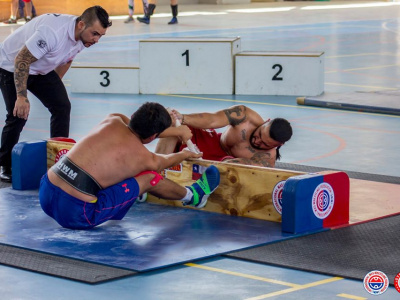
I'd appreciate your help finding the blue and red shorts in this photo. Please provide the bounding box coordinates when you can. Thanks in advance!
[39,173,139,229]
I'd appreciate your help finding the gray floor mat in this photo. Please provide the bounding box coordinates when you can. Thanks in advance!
[225,214,400,285]
[0,243,137,284]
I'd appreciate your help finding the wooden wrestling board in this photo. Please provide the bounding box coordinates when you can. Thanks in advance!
[46,141,74,170]
[147,159,305,223]
[46,141,358,224]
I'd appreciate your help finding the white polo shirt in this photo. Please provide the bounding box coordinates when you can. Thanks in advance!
[0,14,85,75]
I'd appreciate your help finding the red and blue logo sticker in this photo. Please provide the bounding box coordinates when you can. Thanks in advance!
[312,182,334,219]
[395,272,400,293]
[272,180,285,214]
[55,149,69,163]
[363,270,389,295]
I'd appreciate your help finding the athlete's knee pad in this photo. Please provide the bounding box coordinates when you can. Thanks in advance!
[135,170,163,186]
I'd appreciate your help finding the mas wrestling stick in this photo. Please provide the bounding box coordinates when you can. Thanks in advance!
[138,119,199,204]
[175,119,200,154]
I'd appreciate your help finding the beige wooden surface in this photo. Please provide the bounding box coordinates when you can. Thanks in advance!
[46,141,74,170]
[0,0,11,21]
[349,178,400,224]
[32,0,144,16]
[147,159,305,222]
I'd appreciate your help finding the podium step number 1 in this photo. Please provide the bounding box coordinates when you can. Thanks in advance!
[140,37,241,94]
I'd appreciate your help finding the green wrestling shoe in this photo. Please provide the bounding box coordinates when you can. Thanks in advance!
[185,165,220,208]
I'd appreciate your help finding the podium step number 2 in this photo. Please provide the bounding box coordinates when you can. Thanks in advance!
[235,51,325,96]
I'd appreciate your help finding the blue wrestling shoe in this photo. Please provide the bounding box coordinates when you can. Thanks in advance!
[137,16,150,24]
[168,17,178,25]
[185,165,220,209]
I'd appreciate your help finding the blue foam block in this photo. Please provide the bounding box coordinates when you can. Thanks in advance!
[12,140,47,190]
[282,173,324,234]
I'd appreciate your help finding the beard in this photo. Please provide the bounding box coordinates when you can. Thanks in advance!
[249,127,264,150]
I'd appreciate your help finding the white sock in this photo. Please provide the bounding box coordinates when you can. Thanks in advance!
[128,0,134,15]
[181,187,193,203]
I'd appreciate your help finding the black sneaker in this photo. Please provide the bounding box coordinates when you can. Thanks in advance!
[168,17,178,25]
[137,16,150,24]
[0,166,12,183]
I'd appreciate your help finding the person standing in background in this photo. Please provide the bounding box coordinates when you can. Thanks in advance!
[18,0,37,22]
[3,0,19,24]
[137,0,178,25]
[124,0,149,23]
[3,0,35,24]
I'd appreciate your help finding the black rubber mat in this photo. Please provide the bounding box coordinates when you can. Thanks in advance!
[0,243,137,284]
[275,162,400,184]
[225,214,400,285]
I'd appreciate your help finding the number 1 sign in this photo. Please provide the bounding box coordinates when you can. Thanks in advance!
[139,37,241,94]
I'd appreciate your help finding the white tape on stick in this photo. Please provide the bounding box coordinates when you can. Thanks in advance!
[175,119,201,154]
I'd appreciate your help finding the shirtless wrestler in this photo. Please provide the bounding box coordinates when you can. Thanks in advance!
[39,102,220,229]
[156,105,293,168]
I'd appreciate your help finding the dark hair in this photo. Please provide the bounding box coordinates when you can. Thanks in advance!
[129,102,172,140]
[78,6,112,28]
[269,118,293,161]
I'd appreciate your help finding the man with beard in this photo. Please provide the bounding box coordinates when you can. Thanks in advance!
[0,6,112,182]
[156,105,293,168]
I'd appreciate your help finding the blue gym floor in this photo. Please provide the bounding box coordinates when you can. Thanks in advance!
[1,1,400,299]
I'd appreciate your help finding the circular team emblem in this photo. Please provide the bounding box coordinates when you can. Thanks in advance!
[272,180,285,215]
[363,270,389,295]
[37,40,47,48]
[55,149,69,163]
[311,182,334,219]
[395,272,400,293]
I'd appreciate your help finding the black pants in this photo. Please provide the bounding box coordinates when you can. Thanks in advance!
[0,68,71,168]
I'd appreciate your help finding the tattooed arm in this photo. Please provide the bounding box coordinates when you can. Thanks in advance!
[13,46,38,120]
[224,152,276,168]
[171,105,250,129]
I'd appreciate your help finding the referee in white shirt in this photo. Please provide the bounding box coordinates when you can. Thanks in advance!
[0,6,112,183]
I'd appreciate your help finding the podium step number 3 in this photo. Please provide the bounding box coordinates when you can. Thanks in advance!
[70,66,139,94]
